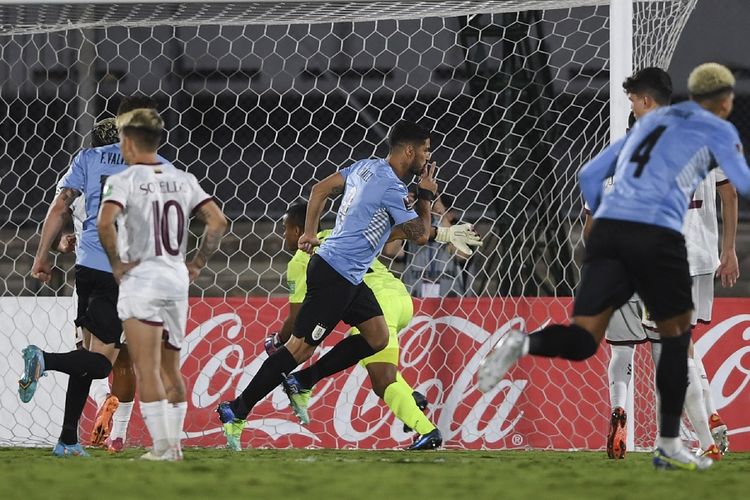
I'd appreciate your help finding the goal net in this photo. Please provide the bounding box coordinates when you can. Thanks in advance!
[0,0,696,450]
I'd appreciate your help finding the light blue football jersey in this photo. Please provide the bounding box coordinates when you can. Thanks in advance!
[580,101,750,232]
[317,158,417,284]
[57,143,166,272]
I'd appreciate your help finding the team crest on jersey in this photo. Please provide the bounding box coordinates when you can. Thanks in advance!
[288,281,295,294]
[311,323,326,341]
[102,184,112,197]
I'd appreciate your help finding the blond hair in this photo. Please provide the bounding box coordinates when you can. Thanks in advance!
[688,63,735,98]
[116,107,164,133]
[116,108,164,150]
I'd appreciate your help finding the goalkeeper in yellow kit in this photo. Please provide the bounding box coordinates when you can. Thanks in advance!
[277,201,447,449]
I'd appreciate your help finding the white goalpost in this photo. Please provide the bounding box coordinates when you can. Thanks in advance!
[0,0,697,449]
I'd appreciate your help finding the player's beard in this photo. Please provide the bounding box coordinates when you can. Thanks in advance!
[410,158,426,178]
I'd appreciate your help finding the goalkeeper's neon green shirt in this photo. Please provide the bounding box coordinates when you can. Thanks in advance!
[287,229,408,304]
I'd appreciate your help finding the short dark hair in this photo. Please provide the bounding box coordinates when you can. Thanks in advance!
[117,95,158,116]
[284,201,308,230]
[388,120,430,151]
[622,67,673,106]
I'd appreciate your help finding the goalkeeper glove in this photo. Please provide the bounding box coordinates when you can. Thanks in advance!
[435,223,482,255]
[264,332,283,356]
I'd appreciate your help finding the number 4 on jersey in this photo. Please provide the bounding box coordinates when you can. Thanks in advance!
[631,125,667,177]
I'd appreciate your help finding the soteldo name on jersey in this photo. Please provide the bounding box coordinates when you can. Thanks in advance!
[139,180,185,194]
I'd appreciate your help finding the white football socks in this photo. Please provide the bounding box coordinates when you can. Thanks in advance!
[693,356,718,417]
[109,400,134,441]
[89,377,111,410]
[656,436,681,454]
[684,358,713,449]
[608,344,634,410]
[140,400,170,455]
[167,401,187,450]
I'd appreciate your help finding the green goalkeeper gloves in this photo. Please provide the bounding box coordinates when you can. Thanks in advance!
[435,223,482,255]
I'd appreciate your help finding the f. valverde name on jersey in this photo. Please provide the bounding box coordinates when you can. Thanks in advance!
[57,143,166,274]
[316,158,418,285]
[580,101,750,233]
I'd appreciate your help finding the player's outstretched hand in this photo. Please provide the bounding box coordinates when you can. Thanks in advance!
[435,223,483,256]
[717,250,739,287]
[31,257,53,283]
[418,161,438,196]
[298,232,320,255]
[57,234,77,253]
[111,259,140,284]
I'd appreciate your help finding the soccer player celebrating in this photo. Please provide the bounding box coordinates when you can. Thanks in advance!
[223,201,444,450]
[479,63,750,470]
[98,107,227,460]
[21,97,162,457]
[217,121,480,436]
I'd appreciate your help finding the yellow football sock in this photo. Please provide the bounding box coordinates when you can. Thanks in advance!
[384,373,435,436]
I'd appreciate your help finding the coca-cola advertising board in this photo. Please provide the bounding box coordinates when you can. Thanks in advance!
[1,297,748,450]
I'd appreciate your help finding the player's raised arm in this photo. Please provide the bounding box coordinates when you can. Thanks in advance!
[387,161,437,245]
[299,171,345,254]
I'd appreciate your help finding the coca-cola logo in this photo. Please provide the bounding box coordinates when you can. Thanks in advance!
[178,309,530,446]
[694,313,750,436]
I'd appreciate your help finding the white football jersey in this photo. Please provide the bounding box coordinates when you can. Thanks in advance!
[101,162,211,299]
[71,196,86,251]
[683,168,726,276]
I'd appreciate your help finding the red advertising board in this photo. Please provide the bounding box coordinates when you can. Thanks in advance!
[99,297,749,451]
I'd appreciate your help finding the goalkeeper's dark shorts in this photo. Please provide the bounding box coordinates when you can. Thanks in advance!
[292,254,383,346]
[74,265,123,347]
[573,218,692,322]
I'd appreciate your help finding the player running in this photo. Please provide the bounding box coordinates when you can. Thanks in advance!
[222,201,446,451]
[217,121,480,436]
[598,68,734,460]
[479,63,750,471]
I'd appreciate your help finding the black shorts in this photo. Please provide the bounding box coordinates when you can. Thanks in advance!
[573,218,693,322]
[74,265,123,346]
[292,254,383,346]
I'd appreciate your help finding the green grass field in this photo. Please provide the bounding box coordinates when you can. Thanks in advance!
[1,447,748,500]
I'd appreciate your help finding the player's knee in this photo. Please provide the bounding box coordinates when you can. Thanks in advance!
[89,352,113,379]
[562,324,599,361]
[367,334,388,353]
[368,368,396,399]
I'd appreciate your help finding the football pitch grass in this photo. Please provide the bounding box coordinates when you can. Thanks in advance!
[1,447,748,500]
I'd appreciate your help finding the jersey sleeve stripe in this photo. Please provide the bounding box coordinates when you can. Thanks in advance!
[716,179,730,186]
[102,199,124,210]
[190,197,214,216]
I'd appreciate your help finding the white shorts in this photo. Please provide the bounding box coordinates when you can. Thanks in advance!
[605,298,658,344]
[641,273,714,330]
[117,295,188,350]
